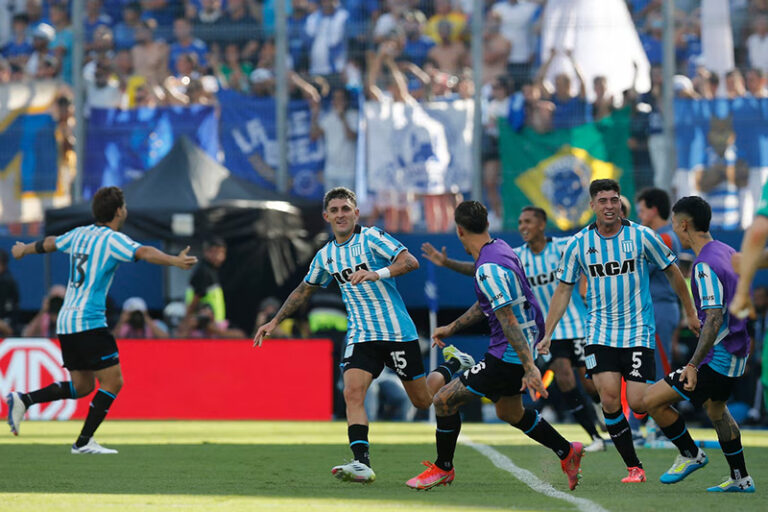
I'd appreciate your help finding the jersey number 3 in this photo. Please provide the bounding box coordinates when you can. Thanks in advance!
[70,253,89,288]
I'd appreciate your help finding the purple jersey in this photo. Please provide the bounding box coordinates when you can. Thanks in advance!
[474,239,545,364]
[691,240,750,377]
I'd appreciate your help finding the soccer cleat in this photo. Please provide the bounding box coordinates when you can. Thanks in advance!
[660,450,708,484]
[71,438,118,454]
[442,345,475,372]
[707,476,755,493]
[584,437,606,453]
[6,392,26,436]
[405,461,455,490]
[331,461,376,483]
[621,466,647,483]
[560,442,584,490]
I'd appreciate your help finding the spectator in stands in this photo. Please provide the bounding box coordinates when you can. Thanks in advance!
[177,302,246,338]
[169,17,208,75]
[481,11,510,89]
[746,68,768,97]
[427,20,467,75]
[400,10,433,68]
[186,237,227,324]
[675,14,701,76]
[747,15,768,72]
[132,20,170,83]
[84,0,114,50]
[692,67,719,99]
[482,75,511,230]
[310,88,358,193]
[424,0,466,45]
[193,0,225,47]
[24,0,45,35]
[113,48,135,86]
[492,0,542,86]
[252,296,293,339]
[1,14,33,67]
[287,0,311,73]
[592,75,614,121]
[536,48,588,130]
[140,0,182,30]
[22,285,65,338]
[213,42,253,93]
[113,296,169,338]
[84,25,116,74]
[218,0,260,61]
[725,68,747,98]
[373,0,409,45]
[0,249,19,336]
[24,23,54,78]
[114,2,142,51]
[50,4,73,84]
[249,67,274,97]
[0,59,10,83]
[86,60,122,114]
[305,0,349,79]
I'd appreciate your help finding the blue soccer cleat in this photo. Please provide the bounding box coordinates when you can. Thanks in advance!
[707,475,755,493]
[660,450,708,484]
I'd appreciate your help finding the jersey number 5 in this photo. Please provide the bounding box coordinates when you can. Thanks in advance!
[70,253,89,288]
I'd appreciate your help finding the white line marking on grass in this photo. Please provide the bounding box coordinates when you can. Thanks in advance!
[462,437,609,512]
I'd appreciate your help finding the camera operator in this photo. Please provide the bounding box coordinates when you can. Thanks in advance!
[22,285,66,337]
[177,303,245,339]
[113,296,168,339]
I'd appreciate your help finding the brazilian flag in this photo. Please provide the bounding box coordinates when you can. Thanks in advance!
[500,108,634,231]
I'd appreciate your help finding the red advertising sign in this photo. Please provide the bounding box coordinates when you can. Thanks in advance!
[0,338,333,420]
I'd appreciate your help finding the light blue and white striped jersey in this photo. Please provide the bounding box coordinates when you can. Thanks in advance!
[304,225,417,344]
[693,261,748,377]
[557,219,677,349]
[55,225,142,335]
[514,237,587,340]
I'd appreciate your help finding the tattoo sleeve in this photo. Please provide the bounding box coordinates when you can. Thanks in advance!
[711,408,740,442]
[689,308,724,367]
[449,302,485,335]
[388,250,419,277]
[275,281,318,323]
[444,258,475,276]
[494,305,535,369]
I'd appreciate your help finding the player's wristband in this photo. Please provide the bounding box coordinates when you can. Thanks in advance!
[685,363,698,372]
[375,267,391,280]
[34,240,46,254]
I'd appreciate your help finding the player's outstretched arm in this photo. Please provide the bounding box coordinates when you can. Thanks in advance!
[253,281,319,347]
[431,301,485,348]
[135,245,198,269]
[494,305,547,400]
[349,249,419,285]
[663,264,700,336]
[681,308,724,392]
[540,281,574,354]
[11,236,57,259]
[420,242,474,276]
[732,216,768,318]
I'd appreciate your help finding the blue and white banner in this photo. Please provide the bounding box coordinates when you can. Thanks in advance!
[674,98,768,230]
[84,105,218,199]
[364,98,473,196]
[218,90,325,199]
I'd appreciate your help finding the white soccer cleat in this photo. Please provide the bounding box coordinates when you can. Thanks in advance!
[71,439,118,454]
[331,461,376,483]
[442,345,475,372]
[707,475,755,493]
[584,436,606,453]
[6,392,26,436]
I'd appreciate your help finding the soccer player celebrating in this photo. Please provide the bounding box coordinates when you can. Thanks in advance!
[422,206,605,452]
[541,179,699,483]
[407,201,584,491]
[644,196,754,492]
[5,186,197,453]
[253,187,474,484]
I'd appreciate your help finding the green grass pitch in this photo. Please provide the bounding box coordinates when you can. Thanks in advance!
[0,421,765,511]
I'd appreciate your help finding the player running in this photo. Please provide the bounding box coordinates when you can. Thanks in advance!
[407,201,583,492]
[541,179,699,483]
[6,186,197,453]
[644,196,754,492]
[253,187,474,484]
[422,206,605,451]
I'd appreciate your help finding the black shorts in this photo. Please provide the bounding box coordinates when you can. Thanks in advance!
[550,338,588,368]
[341,340,425,381]
[664,364,738,407]
[58,327,120,371]
[459,353,525,402]
[584,345,655,383]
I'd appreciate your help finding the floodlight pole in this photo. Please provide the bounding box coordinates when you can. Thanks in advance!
[275,0,289,194]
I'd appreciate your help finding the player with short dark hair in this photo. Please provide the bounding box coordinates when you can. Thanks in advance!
[407,200,584,492]
[6,186,197,453]
[254,187,474,484]
[644,196,754,492]
[541,179,699,483]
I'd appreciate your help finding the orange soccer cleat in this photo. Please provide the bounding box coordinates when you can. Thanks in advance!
[405,461,455,490]
[621,466,647,483]
[560,442,584,490]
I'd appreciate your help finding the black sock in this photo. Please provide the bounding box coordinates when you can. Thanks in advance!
[720,435,749,480]
[513,409,571,460]
[435,413,461,471]
[348,424,370,467]
[604,409,641,468]
[434,359,461,384]
[21,381,75,408]
[659,415,698,458]
[563,388,600,439]
[75,389,116,448]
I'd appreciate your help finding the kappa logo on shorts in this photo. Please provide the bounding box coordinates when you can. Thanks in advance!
[629,369,642,378]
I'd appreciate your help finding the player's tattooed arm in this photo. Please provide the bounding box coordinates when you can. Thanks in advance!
[710,407,741,442]
[388,250,419,277]
[494,305,535,369]
[274,281,318,323]
[448,302,485,334]
[688,308,723,368]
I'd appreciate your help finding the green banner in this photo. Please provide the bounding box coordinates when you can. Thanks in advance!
[500,107,634,231]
